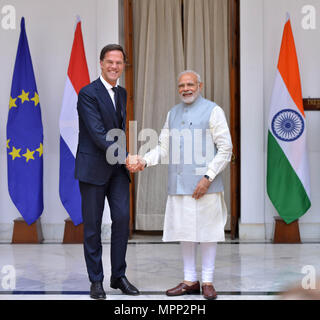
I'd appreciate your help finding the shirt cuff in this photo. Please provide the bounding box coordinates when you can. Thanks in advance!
[143,156,150,168]
[205,169,215,181]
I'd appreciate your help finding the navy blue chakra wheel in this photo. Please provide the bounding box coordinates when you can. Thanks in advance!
[271,109,304,142]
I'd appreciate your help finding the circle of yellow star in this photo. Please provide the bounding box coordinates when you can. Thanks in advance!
[31,92,40,106]
[36,143,43,157]
[9,97,17,110]
[22,148,35,163]
[9,146,21,160]
[18,90,30,104]
[7,139,10,149]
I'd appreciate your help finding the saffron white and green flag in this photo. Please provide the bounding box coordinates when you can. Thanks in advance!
[267,15,311,224]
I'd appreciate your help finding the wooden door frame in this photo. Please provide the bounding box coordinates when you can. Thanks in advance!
[123,0,135,236]
[123,0,241,238]
[228,0,240,239]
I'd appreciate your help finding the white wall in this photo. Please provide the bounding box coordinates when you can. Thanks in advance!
[2,0,319,242]
[0,0,119,242]
[240,0,320,240]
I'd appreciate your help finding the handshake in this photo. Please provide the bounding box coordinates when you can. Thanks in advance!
[125,154,147,173]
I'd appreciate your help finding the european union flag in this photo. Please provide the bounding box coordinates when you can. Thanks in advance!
[6,17,43,225]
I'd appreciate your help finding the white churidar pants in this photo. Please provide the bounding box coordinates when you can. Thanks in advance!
[181,241,217,283]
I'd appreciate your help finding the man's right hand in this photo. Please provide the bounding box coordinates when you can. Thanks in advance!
[126,154,146,173]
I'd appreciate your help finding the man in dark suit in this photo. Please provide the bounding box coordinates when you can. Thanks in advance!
[75,44,139,299]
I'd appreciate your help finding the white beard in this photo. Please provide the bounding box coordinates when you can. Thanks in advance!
[180,88,200,104]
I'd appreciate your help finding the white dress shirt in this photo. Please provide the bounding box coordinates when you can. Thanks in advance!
[99,75,117,110]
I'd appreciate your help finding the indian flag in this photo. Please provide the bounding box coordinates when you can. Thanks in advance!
[267,15,311,224]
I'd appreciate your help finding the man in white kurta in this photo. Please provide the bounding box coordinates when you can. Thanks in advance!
[127,70,232,299]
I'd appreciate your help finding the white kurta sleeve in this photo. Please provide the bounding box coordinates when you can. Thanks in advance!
[206,106,233,180]
[142,112,170,167]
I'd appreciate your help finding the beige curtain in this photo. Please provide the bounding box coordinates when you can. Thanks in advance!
[184,0,231,228]
[133,0,184,230]
[133,0,230,230]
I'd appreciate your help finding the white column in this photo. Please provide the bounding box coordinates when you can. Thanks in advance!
[239,0,266,239]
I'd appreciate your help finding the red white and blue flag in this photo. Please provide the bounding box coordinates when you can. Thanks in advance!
[59,18,90,225]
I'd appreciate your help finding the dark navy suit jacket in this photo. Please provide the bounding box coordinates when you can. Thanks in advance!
[75,77,130,185]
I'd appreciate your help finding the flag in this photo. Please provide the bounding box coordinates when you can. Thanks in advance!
[6,17,44,225]
[267,14,311,224]
[59,17,90,226]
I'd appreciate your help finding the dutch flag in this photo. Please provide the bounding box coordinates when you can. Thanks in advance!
[59,17,90,226]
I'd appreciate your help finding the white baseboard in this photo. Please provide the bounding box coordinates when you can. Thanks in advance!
[239,220,320,241]
[1,221,319,243]
[0,223,13,243]
[0,222,112,243]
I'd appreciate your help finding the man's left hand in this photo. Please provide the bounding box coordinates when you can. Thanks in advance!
[192,177,211,200]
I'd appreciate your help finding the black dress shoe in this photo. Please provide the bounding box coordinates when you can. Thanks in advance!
[90,281,106,300]
[110,276,140,295]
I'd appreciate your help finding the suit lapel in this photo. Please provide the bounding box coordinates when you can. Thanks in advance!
[94,78,119,128]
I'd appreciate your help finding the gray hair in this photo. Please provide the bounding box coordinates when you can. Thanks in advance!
[177,70,202,83]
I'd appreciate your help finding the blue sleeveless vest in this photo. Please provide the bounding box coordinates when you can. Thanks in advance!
[167,95,224,195]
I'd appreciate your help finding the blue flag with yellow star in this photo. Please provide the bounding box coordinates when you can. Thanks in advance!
[6,17,43,225]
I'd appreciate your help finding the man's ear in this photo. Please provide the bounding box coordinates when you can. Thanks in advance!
[199,82,204,91]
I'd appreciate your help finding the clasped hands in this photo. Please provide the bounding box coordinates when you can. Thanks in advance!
[126,154,146,173]
[126,154,211,200]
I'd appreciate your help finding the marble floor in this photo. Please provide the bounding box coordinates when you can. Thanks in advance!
[0,237,320,300]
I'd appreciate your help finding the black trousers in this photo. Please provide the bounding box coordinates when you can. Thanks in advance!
[79,167,130,283]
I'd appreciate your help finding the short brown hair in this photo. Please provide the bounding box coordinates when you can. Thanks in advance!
[100,44,127,63]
